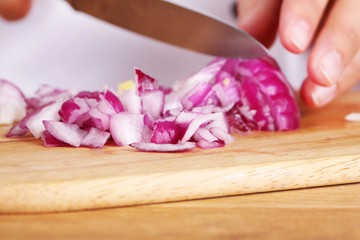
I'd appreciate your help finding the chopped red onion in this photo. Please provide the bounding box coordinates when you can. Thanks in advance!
[6,121,29,137]
[213,71,241,107]
[193,127,218,142]
[196,139,224,149]
[0,79,27,124]
[4,56,299,152]
[135,68,158,95]
[100,88,124,113]
[75,91,101,100]
[209,126,234,145]
[81,127,111,148]
[43,120,87,147]
[151,120,184,144]
[181,82,213,110]
[26,84,76,110]
[163,95,183,117]
[345,112,360,121]
[110,112,147,146]
[130,142,196,152]
[85,108,110,131]
[180,112,228,143]
[59,97,90,124]
[141,89,164,120]
[119,89,142,114]
[42,130,68,147]
[26,100,64,138]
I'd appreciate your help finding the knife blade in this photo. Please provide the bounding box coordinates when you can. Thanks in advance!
[68,0,268,59]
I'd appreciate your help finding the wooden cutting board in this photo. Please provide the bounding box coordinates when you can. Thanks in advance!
[1,91,360,213]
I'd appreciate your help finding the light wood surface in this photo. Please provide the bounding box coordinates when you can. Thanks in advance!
[1,183,360,240]
[1,91,360,213]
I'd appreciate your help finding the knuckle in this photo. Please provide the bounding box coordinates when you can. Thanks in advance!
[339,26,360,52]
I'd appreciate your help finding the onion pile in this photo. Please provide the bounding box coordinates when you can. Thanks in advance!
[1,57,300,152]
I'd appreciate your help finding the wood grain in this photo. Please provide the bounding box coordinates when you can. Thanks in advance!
[1,183,360,240]
[1,91,360,213]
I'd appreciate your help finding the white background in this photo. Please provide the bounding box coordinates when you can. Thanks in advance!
[0,0,307,95]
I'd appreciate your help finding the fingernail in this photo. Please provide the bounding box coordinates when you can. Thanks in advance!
[289,19,311,51]
[319,50,343,85]
[311,84,337,107]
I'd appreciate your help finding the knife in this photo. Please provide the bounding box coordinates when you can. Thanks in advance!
[68,0,268,59]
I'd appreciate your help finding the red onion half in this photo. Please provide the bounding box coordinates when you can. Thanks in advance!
[170,57,300,132]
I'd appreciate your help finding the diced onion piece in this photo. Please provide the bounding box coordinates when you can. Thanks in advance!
[135,67,158,95]
[194,127,218,142]
[181,82,213,110]
[119,89,142,114]
[6,121,29,137]
[151,120,183,144]
[209,127,234,145]
[163,95,183,117]
[85,108,110,131]
[110,112,145,146]
[26,101,64,138]
[130,142,196,152]
[59,97,90,124]
[81,127,110,148]
[171,58,226,93]
[213,71,241,107]
[27,84,76,110]
[42,130,68,147]
[0,79,27,124]
[196,139,224,149]
[345,112,360,121]
[43,120,87,147]
[141,89,164,120]
[181,112,227,143]
[100,87,124,113]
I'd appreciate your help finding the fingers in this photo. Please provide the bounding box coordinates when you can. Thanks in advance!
[278,0,330,53]
[301,0,360,107]
[0,0,32,20]
[307,0,360,87]
[278,0,360,107]
[237,0,282,48]
[301,49,360,108]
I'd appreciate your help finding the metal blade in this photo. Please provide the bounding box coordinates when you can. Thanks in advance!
[69,0,268,58]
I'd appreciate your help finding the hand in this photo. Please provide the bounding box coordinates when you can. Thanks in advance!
[0,0,32,20]
[237,0,360,108]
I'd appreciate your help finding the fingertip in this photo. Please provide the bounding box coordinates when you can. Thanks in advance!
[307,48,343,87]
[0,0,32,20]
[300,78,337,108]
[278,0,331,55]
[279,19,312,54]
[300,79,317,108]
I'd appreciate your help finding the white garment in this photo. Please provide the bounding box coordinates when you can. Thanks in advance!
[0,0,307,95]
